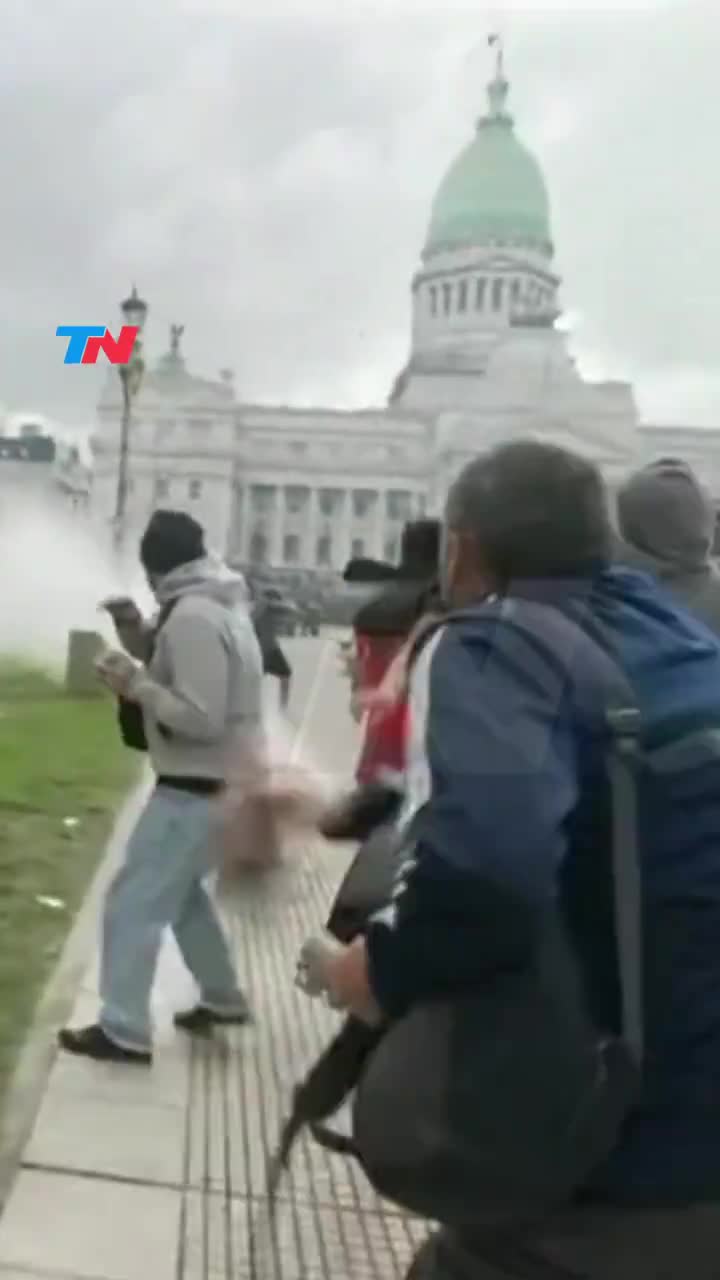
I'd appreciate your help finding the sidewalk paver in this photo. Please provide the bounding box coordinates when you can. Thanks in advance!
[0,637,429,1279]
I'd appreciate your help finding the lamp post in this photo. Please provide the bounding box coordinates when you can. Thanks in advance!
[113,285,148,558]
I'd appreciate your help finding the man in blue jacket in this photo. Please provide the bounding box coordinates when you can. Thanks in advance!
[318,440,720,1277]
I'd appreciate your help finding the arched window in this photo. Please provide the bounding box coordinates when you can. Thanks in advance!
[442,283,452,315]
[476,278,487,310]
[492,278,504,312]
[510,279,522,306]
[387,490,412,521]
[457,279,468,313]
[352,489,375,518]
[319,488,341,517]
[284,485,308,514]
[429,285,438,317]
[250,484,276,513]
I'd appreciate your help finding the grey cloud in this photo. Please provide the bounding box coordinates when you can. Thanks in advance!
[0,0,717,428]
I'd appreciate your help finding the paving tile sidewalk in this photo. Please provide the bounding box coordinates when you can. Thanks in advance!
[0,638,428,1280]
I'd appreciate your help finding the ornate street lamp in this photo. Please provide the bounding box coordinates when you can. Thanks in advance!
[113,285,148,556]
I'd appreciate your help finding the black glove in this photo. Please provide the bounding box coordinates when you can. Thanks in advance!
[320,781,403,842]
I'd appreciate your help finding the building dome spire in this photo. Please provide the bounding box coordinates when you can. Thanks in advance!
[423,33,551,258]
[482,33,512,126]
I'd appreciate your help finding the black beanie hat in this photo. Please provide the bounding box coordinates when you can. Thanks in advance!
[342,517,441,584]
[140,509,206,577]
[398,518,440,578]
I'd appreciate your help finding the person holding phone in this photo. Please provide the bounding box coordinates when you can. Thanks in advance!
[99,595,152,661]
[60,510,263,1064]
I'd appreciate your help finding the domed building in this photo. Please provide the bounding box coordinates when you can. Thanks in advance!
[91,44,716,569]
[387,51,642,506]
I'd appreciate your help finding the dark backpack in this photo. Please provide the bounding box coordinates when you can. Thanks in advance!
[345,598,645,1228]
[116,599,178,751]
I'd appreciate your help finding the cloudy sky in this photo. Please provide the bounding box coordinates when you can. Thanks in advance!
[0,0,717,433]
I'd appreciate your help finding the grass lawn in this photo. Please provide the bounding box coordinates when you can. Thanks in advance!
[0,661,136,1103]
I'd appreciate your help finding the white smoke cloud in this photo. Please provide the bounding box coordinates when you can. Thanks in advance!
[0,497,151,670]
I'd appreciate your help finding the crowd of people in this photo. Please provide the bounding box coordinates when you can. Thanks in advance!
[57,444,720,1278]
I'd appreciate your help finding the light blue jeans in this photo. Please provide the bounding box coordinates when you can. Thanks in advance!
[99,784,245,1051]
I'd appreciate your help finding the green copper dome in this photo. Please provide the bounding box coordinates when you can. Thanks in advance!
[424,70,552,257]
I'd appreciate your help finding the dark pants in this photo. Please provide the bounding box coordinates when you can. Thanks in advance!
[407,1201,720,1279]
[262,639,291,680]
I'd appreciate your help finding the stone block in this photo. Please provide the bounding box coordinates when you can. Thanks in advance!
[64,629,104,697]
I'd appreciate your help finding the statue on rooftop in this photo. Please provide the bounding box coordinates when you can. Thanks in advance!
[169,324,184,358]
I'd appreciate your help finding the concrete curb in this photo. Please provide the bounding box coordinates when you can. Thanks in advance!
[0,775,150,1211]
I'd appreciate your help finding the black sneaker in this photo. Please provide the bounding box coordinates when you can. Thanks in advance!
[58,1024,152,1066]
[173,1002,252,1035]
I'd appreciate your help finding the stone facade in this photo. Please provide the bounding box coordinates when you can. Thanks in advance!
[91,359,430,569]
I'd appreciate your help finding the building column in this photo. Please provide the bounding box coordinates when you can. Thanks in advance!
[271,489,283,565]
[228,481,247,559]
[240,485,251,560]
[373,488,385,558]
[336,490,351,570]
[305,488,318,569]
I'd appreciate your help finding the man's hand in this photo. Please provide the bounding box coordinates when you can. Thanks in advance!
[99,596,142,625]
[244,766,336,830]
[95,650,141,698]
[319,937,383,1026]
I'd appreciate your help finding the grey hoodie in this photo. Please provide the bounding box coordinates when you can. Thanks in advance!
[617,458,720,635]
[128,556,263,780]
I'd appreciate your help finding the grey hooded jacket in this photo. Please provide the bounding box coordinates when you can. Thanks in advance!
[617,458,720,635]
[128,556,263,780]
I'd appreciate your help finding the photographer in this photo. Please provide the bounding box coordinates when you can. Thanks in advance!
[293,442,720,1277]
[60,510,263,1064]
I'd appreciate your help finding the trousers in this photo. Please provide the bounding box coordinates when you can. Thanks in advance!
[99,784,245,1050]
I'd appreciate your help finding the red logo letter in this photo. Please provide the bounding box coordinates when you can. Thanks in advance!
[82,326,139,365]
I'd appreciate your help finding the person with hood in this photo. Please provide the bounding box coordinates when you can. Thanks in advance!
[60,510,263,1064]
[617,457,720,633]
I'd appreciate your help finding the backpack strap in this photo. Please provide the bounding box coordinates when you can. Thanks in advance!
[406,601,648,1065]
[606,706,644,1067]
[146,597,180,661]
[145,598,182,741]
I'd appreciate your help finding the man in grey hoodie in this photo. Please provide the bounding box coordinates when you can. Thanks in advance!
[617,457,720,635]
[60,510,263,1064]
